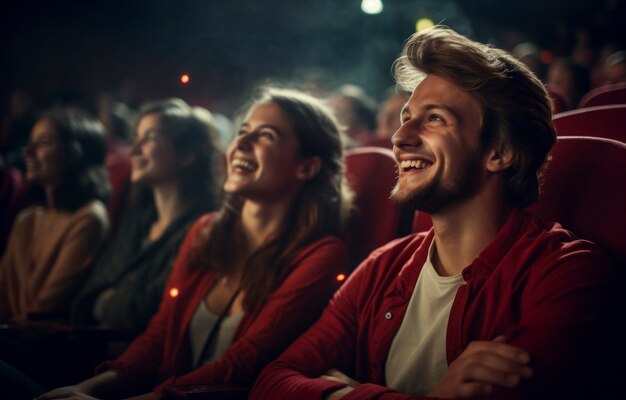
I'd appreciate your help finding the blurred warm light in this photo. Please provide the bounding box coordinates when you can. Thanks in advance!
[361,0,383,14]
[180,74,190,84]
[336,273,346,282]
[415,18,435,32]
[169,287,179,298]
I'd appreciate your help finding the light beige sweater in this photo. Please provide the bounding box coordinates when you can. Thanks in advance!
[0,201,109,323]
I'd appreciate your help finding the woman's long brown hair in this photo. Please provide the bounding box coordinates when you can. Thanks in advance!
[191,87,353,314]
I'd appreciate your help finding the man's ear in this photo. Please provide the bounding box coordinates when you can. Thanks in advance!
[296,156,321,180]
[485,141,514,173]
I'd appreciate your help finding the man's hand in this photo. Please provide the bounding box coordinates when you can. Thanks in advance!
[321,369,360,400]
[428,336,533,398]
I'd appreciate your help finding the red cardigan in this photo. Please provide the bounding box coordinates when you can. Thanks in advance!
[251,209,615,399]
[100,212,349,393]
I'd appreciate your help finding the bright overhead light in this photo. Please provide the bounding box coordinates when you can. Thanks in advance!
[415,18,435,32]
[361,0,383,15]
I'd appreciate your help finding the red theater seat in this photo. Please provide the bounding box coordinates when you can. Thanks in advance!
[106,160,132,229]
[579,83,626,108]
[552,105,626,143]
[344,146,412,266]
[528,136,626,265]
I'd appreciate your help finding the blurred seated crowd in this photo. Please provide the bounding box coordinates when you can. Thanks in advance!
[0,25,624,400]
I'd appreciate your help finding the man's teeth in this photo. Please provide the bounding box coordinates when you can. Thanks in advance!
[232,159,255,171]
[400,159,431,170]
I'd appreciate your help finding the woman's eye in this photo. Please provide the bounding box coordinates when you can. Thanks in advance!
[30,137,52,148]
[259,131,275,140]
[427,114,444,123]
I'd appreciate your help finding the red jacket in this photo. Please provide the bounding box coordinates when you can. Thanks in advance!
[251,209,615,399]
[100,213,349,393]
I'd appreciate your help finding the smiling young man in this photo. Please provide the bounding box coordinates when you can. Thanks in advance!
[249,27,615,399]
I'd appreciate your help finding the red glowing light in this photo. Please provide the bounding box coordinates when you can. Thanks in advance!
[180,74,190,84]
[539,50,554,65]
[169,288,179,298]
[336,273,346,282]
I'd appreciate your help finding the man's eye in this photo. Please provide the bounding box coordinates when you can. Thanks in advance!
[427,114,444,123]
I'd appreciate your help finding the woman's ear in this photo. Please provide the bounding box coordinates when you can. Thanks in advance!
[296,156,321,180]
[485,141,514,173]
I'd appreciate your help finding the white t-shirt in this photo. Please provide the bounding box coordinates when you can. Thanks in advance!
[385,240,465,395]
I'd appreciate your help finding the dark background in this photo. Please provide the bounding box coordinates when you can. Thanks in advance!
[2,0,625,115]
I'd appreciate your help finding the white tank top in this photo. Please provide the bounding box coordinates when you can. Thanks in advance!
[189,299,244,367]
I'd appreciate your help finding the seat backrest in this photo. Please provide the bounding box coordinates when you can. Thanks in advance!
[552,105,626,143]
[579,82,626,108]
[363,136,393,149]
[528,136,626,265]
[106,160,132,230]
[344,146,412,266]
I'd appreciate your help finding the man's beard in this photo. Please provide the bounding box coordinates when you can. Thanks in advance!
[391,153,482,214]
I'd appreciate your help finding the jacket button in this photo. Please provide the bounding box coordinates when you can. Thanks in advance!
[372,363,379,370]
[385,312,392,320]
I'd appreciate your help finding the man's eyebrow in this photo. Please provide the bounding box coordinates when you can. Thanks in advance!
[401,103,459,120]
[422,103,461,120]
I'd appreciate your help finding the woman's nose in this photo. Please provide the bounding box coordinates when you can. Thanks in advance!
[234,132,255,150]
[22,142,35,158]
[130,139,142,155]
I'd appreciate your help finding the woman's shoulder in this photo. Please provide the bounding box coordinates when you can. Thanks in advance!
[292,235,349,265]
[73,200,110,230]
[177,211,220,254]
[14,205,42,222]
[8,206,43,238]
[189,211,220,236]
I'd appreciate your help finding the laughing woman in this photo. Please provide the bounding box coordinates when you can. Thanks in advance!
[70,98,221,332]
[0,108,110,324]
[39,87,353,399]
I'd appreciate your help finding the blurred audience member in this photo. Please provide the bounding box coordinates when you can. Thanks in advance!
[512,41,546,80]
[71,98,222,331]
[0,89,39,171]
[96,98,137,227]
[0,108,110,323]
[374,87,410,145]
[39,87,353,399]
[326,84,377,147]
[605,50,626,85]
[546,58,591,109]
[0,158,24,256]
[97,99,135,166]
[210,112,235,152]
